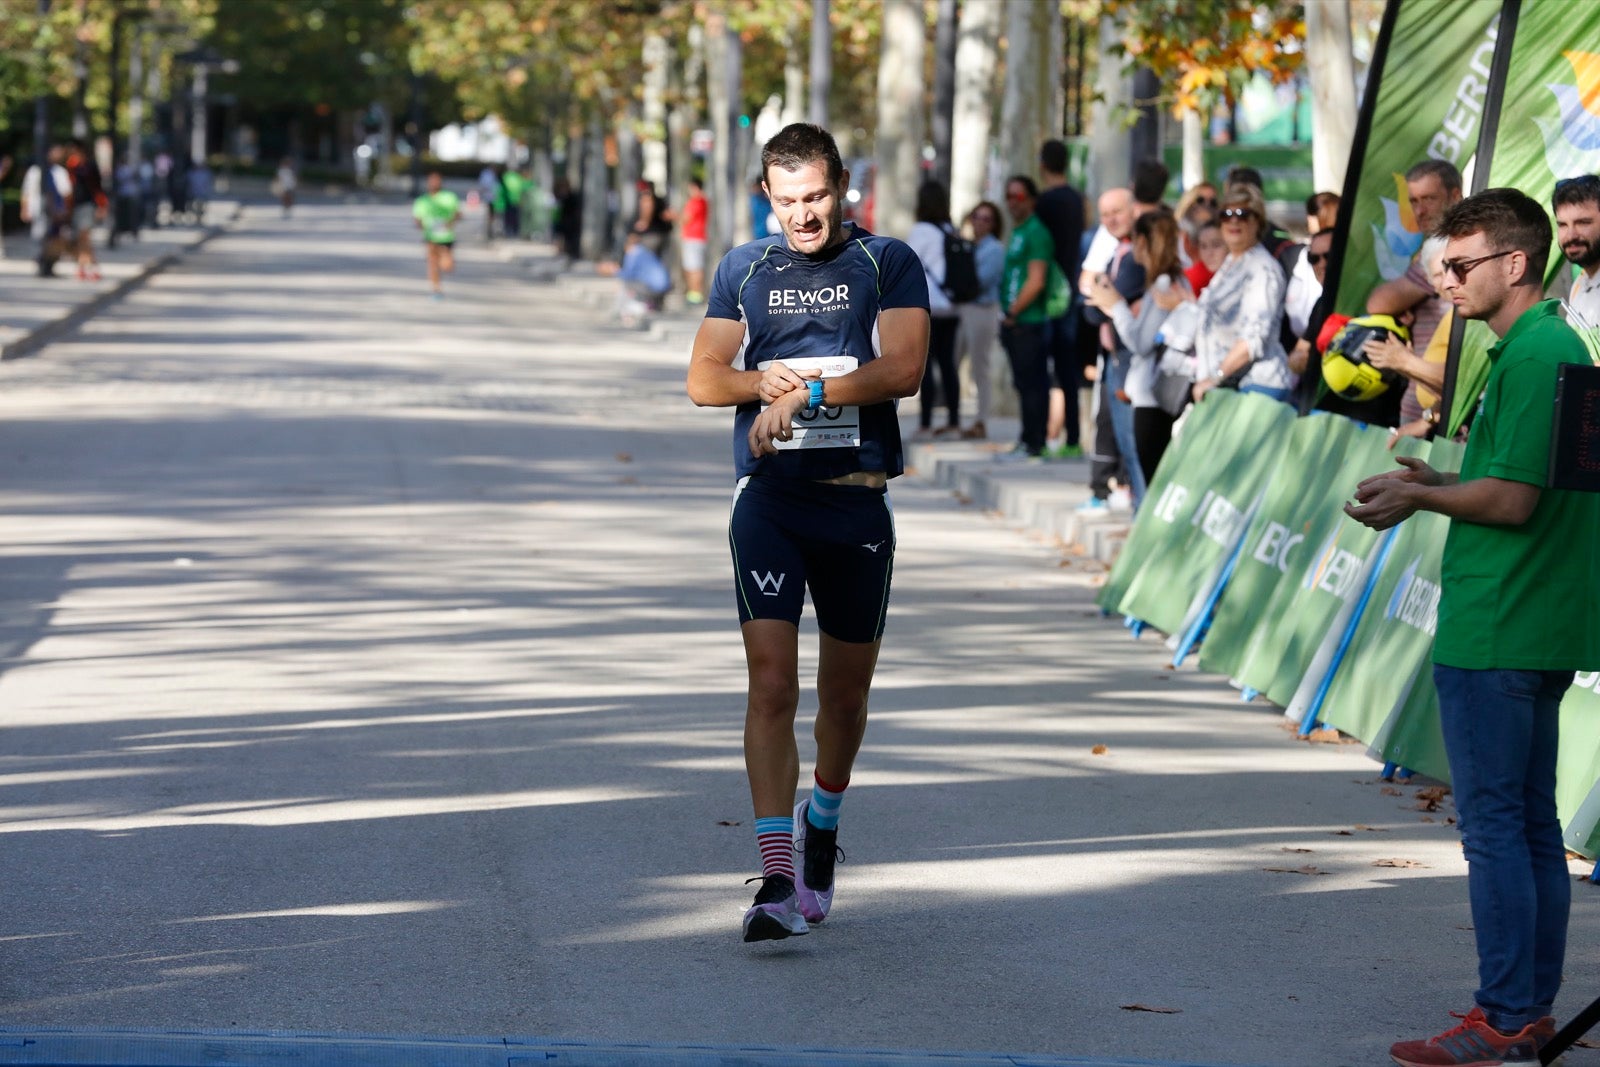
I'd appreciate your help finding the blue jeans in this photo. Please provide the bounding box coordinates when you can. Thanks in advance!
[1103,354,1146,507]
[1433,665,1574,1032]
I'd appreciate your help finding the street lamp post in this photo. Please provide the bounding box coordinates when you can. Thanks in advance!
[175,46,238,165]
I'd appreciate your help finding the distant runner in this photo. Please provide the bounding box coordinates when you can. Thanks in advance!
[413,172,459,299]
[685,123,930,942]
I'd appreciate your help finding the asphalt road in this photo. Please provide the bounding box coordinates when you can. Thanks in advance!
[1,204,1597,1067]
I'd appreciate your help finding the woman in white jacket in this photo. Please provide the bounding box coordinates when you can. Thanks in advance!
[1084,209,1194,489]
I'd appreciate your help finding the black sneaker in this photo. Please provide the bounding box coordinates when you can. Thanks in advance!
[792,800,841,922]
[741,874,809,942]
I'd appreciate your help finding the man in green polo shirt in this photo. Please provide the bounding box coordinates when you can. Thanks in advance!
[1000,174,1060,458]
[1347,188,1600,1067]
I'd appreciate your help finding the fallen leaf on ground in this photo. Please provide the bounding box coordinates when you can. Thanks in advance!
[1263,865,1329,876]
[615,452,632,463]
[1120,1004,1182,1014]
[1353,824,1389,832]
[1279,847,1314,854]
[717,820,742,827]
[1303,727,1351,744]
[1573,1038,1599,1049]
[1372,859,1429,869]
[1091,744,1109,756]
[1415,786,1451,803]
[1381,787,1404,797]
[953,493,972,505]
[1329,830,1354,836]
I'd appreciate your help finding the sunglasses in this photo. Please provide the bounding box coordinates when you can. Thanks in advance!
[1440,249,1516,282]
[1194,195,1218,206]
[1219,207,1255,222]
[1306,252,1327,265]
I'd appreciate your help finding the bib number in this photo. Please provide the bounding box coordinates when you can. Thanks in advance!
[756,355,860,450]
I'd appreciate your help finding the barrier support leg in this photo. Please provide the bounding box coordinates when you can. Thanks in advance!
[1242,688,1259,703]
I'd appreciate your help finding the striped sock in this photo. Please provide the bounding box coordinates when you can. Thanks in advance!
[807,773,847,830]
[755,817,795,881]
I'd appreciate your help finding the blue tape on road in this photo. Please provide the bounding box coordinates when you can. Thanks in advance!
[0,1027,1247,1067]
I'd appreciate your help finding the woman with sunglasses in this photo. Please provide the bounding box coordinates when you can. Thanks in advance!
[1191,185,1293,404]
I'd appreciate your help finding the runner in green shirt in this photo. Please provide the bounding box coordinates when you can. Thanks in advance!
[1347,188,1600,1067]
[412,171,460,299]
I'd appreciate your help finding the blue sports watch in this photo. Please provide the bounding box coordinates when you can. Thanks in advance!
[807,379,825,411]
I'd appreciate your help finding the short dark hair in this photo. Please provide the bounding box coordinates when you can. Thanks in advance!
[1552,173,1600,211]
[1039,139,1068,176]
[1006,174,1038,199]
[1405,159,1463,194]
[1226,165,1264,191]
[1132,158,1169,205]
[915,180,950,225]
[1435,187,1551,281]
[761,123,845,186]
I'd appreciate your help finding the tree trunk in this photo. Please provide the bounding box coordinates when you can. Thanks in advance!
[1129,66,1160,168]
[1181,110,1205,189]
[641,31,669,191]
[782,12,805,127]
[580,102,609,261]
[808,0,830,128]
[727,24,751,247]
[949,0,1001,224]
[999,0,1050,181]
[1305,0,1356,195]
[874,0,925,238]
[705,10,734,258]
[1087,14,1131,202]
[615,101,640,251]
[930,0,957,191]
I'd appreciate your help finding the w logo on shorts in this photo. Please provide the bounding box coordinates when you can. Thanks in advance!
[751,571,787,596]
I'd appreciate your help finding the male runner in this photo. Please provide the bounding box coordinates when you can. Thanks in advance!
[412,171,459,299]
[686,123,930,942]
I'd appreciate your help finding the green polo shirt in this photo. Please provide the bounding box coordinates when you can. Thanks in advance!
[1433,300,1600,670]
[1002,214,1056,325]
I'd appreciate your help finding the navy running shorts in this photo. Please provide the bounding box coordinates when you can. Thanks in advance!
[728,475,896,644]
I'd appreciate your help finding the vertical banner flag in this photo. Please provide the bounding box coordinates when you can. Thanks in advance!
[1328,0,1500,321]
[1196,414,1360,680]
[1558,674,1600,858]
[1112,391,1295,637]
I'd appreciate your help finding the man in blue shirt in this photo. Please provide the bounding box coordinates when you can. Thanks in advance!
[686,123,930,942]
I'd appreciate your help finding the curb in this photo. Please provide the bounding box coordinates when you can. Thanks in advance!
[0,1025,1238,1067]
[0,203,245,363]
[905,441,1131,565]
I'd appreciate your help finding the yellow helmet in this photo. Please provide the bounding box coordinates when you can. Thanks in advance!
[1322,314,1410,403]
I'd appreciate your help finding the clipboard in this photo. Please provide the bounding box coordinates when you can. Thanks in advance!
[1548,361,1600,492]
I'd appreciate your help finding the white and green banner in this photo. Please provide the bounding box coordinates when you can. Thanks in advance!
[1103,390,1294,636]
[1197,414,1361,680]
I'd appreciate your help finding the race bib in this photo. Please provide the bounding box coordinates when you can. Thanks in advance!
[756,355,860,450]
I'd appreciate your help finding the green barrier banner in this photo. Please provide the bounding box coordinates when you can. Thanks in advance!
[1093,396,1238,613]
[1371,663,1451,784]
[1196,414,1361,680]
[1110,391,1295,636]
[1315,439,1464,749]
[1559,675,1600,858]
[1228,423,1404,707]
[1330,0,1500,321]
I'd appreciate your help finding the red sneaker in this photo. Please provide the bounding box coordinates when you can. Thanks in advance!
[1390,1007,1552,1066]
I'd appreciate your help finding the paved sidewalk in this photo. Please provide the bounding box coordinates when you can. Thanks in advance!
[0,203,240,361]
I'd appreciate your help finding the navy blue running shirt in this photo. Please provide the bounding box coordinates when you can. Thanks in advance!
[705,226,930,481]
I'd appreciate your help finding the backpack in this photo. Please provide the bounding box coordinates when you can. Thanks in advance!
[941,226,982,304]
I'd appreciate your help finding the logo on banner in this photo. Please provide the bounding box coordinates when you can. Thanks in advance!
[1536,51,1600,180]
[1301,531,1365,600]
[1371,173,1426,281]
[1383,556,1440,636]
